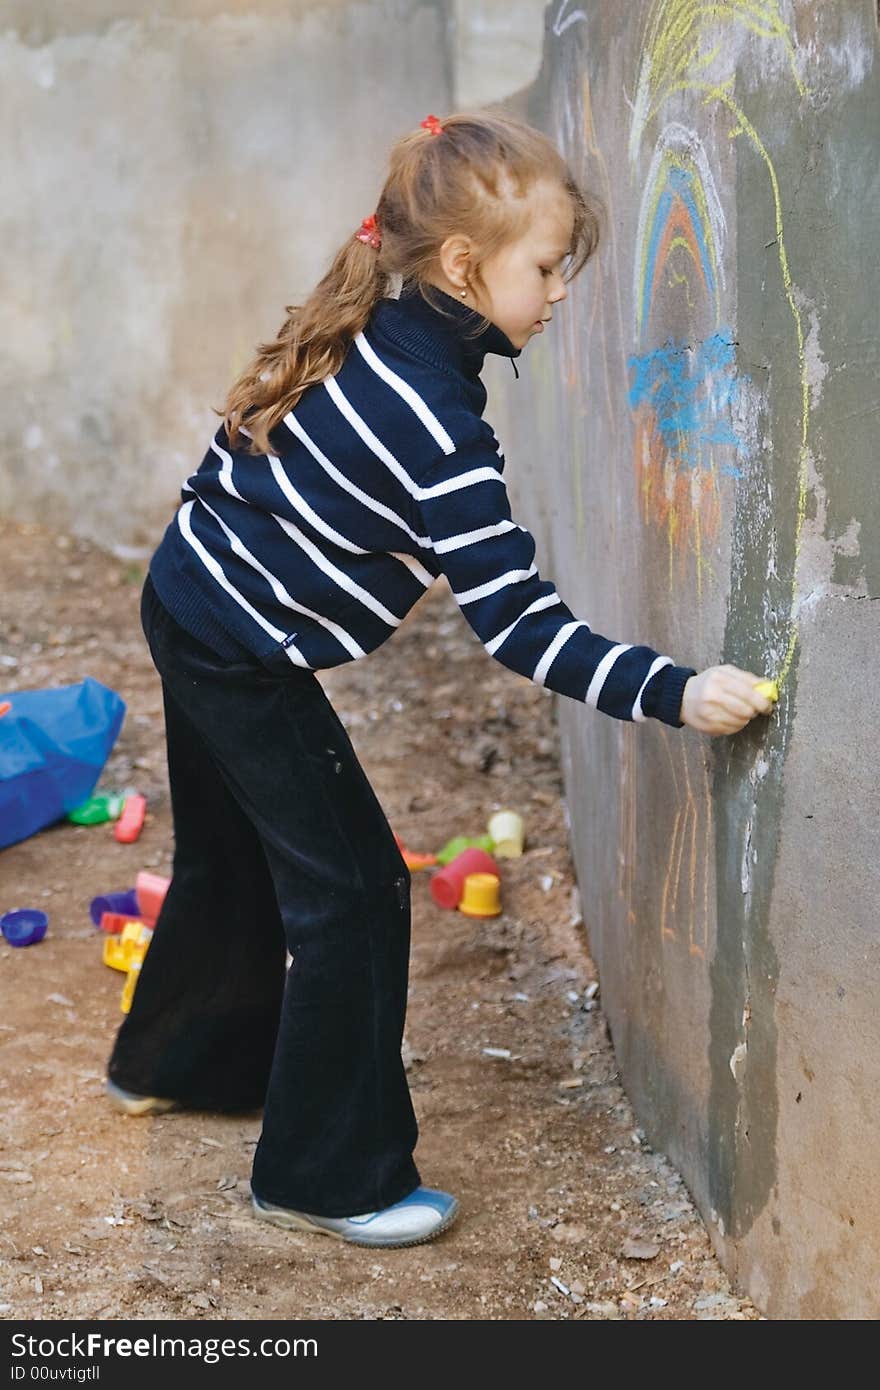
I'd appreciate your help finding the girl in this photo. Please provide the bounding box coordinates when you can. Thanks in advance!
[105,111,773,1251]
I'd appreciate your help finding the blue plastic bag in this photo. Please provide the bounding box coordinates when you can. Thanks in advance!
[0,678,126,850]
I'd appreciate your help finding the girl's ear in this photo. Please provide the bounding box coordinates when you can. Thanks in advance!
[438,233,475,290]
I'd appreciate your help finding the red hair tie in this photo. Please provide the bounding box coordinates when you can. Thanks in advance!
[355,213,381,250]
[420,114,444,136]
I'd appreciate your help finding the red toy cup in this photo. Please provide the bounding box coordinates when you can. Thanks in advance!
[98,911,142,936]
[430,847,499,909]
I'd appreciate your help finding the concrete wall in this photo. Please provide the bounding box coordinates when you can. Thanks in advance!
[0,0,451,553]
[483,0,880,1319]
[452,0,546,109]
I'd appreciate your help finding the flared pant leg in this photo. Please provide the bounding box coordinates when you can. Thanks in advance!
[107,577,420,1216]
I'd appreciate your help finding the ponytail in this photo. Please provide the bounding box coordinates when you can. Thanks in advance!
[223,232,386,455]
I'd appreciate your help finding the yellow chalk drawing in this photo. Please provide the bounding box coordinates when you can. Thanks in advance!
[631,0,807,160]
[700,83,807,689]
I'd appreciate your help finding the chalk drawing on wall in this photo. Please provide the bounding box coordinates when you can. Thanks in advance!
[552,2,587,40]
[629,0,805,164]
[628,124,748,594]
[617,727,711,959]
[632,123,727,343]
[629,0,810,688]
[621,0,812,961]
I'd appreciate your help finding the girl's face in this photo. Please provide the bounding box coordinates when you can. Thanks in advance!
[474,181,575,348]
[432,179,576,350]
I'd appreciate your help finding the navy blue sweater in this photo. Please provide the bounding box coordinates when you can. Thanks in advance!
[149,281,695,725]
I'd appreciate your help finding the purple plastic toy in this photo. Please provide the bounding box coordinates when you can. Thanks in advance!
[1,908,49,947]
[89,889,140,928]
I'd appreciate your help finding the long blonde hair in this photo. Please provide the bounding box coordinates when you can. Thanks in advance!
[223,111,602,455]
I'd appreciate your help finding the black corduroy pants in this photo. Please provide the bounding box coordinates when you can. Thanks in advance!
[107,576,421,1217]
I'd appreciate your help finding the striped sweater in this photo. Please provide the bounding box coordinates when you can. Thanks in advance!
[149,281,695,726]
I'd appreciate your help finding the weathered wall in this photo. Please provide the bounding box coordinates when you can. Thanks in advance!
[0,0,451,552]
[484,0,880,1319]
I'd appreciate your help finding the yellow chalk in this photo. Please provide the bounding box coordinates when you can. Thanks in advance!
[754,679,779,703]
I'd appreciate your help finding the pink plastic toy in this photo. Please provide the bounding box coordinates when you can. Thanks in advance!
[114,793,147,843]
[430,847,499,910]
[135,870,170,927]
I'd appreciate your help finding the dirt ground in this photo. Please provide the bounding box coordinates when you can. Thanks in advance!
[0,517,760,1321]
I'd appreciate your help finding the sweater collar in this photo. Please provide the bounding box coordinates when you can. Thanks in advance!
[373,279,522,382]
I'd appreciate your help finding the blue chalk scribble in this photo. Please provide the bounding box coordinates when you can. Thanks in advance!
[627,332,747,477]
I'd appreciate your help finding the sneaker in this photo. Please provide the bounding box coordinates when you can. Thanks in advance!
[105,1078,179,1117]
[251,1186,459,1249]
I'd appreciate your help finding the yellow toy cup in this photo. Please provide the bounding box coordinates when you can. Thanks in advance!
[102,921,152,974]
[458,872,502,918]
[487,810,524,858]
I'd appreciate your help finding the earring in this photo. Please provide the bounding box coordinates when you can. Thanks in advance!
[460,288,467,298]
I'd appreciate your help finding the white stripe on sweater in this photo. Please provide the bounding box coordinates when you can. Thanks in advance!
[283,410,433,556]
[176,501,309,667]
[533,621,590,686]
[433,519,519,555]
[323,378,418,496]
[210,438,245,501]
[354,332,456,454]
[415,466,505,500]
[389,551,437,587]
[268,510,403,628]
[269,457,369,556]
[585,643,632,707]
[632,655,673,722]
[484,593,564,656]
[183,490,366,660]
[268,453,433,589]
[452,565,538,605]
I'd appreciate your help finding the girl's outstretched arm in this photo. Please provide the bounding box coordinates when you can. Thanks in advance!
[414,426,695,727]
[414,426,773,736]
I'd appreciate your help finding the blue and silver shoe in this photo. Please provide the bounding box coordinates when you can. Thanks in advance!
[251,1186,459,1248]
[106,1079,179,1116]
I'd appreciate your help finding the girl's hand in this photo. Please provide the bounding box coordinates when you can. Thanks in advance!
[680,665,776,736]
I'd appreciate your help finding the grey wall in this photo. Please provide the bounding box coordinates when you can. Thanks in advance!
[483,0,880,1319]
[0,0,451,553]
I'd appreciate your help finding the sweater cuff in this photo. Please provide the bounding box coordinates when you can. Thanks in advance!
[641,663,696,728]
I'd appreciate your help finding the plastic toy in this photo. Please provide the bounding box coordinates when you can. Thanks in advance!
[0,908,48,947]
[458,872,502,918]
[135,871,170,927]
[486,810,524,858]
[68,793,124,825]
[102,920,152,974]
[89,888,140,927]
[114,793,147,844]
[120,957,143,1013]
[435,834,494,866]
[392,832,437,871]
[430,847,499,909]
[0,677,126,850]
[98,911,142,937]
